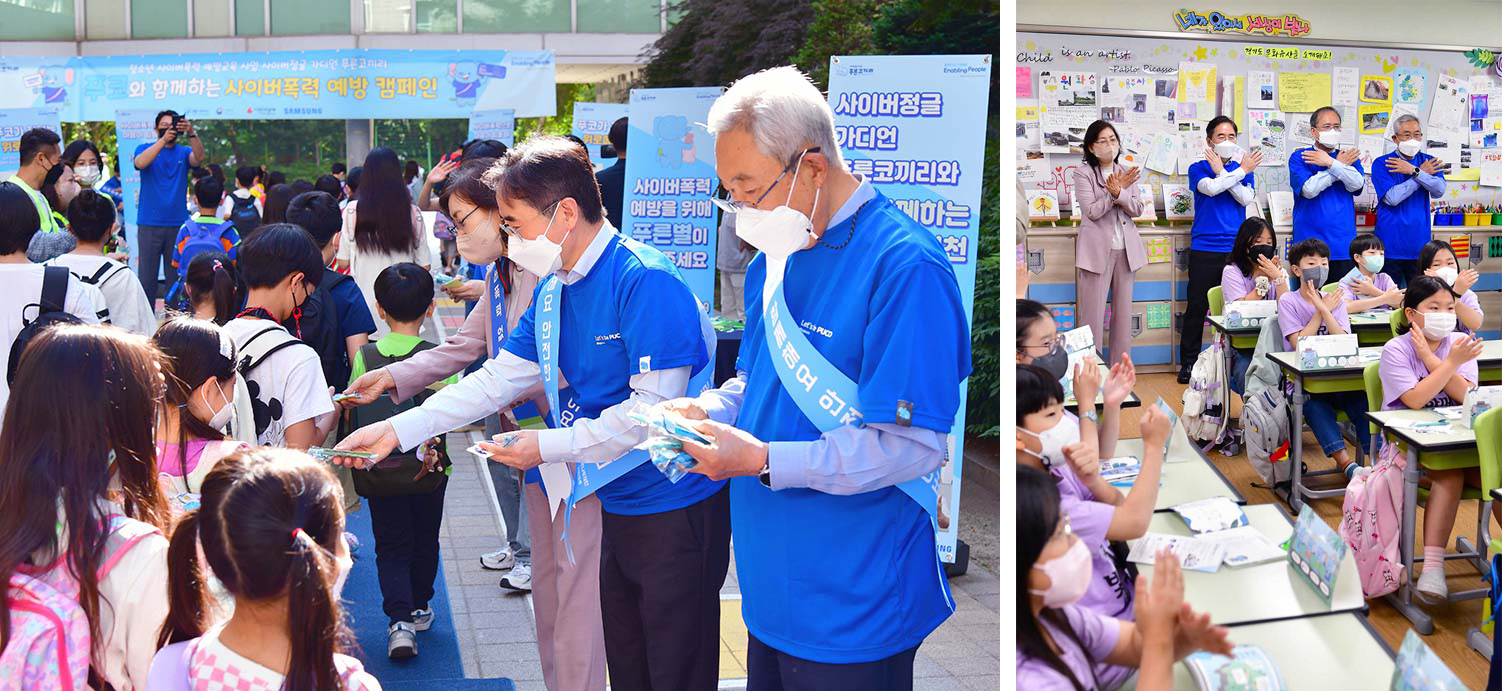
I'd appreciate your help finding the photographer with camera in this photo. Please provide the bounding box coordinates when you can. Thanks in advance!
[132,109,204,302]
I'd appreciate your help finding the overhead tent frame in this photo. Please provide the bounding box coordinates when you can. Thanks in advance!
[1017,24,1502,54]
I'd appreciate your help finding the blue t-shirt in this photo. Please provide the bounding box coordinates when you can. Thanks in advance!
[1371,151,1443,260]
[733,191,970,663]
[1187,159,1254,252]
[504,233,720,515]
[133,142,192,227]
[1288,147,1363,260]
[326,268,377,339]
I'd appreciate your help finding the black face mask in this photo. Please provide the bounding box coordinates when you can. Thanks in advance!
[1250,244,1276,263]
[1028,339,1069,381]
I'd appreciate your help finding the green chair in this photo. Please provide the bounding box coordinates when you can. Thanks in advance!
[1209,286,1259,351]
[1390,309,1408,339]
[1322,284,1340,294]
[1363,362,1384,454]
[1477,407,1502,555]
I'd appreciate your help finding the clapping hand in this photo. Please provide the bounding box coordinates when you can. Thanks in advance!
[1119,166,1141,187]
[1072,356,1102,407]
[1454,268,1480,294]
[1253,254,1283,281]
[1103,354,1137,408]
[1386,156,1417,175]
[1337,149,1360,166]
[1320,286,1346,313]
[1348,274,1385,298]
[1445,334,1485,367]
[1104,172,1122,198]
[1204,145,1225,174]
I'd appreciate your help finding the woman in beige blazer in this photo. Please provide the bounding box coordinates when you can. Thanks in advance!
[1071,120,1148,366]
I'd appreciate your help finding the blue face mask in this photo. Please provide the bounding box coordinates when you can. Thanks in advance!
[1362,254,1384,273]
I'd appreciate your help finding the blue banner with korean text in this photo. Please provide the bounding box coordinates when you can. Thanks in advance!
[467,109,516,147]
[0,50,556,121]
[0,108,61,178]
[827,54,992,563]
[113,109,163,280]
[618,87,722,307]
[572,102,629,171]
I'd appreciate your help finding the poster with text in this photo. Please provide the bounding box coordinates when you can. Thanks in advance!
[113,109,162,279]
[619,87,721,307]
[1038,71,1098,154]
[572,102,630,171]
[466,109,515,148]
[0,108,61,178]
[1016,101,1048,182]
[829,54,992,563]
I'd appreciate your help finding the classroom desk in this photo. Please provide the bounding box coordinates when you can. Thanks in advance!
[1365,408,1488,637]
[1128,504,1367,627]
[1349,309,1397,346]
[1479,339,1502,384]
[1119,613,1396,690]
[1064,362,1142,413]
[1267,349,1382,514]
[1114,437,1246,512]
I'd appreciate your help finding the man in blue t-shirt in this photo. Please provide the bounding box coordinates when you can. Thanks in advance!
[1289,106,1365,284]
[1180,115,1261,382]
[664,66,971,688]
[1371,113,1446,289]
[337,138,727,690]
[133,109,204,303]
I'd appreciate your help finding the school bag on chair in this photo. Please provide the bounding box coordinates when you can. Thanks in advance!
[1339,442,1407,598]
[1240,314,1292,486]
[1180,339,1230,446]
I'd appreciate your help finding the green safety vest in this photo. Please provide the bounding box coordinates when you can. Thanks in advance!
[5,175,62,234]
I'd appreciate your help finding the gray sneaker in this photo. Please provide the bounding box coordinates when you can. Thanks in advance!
[388,622,417,659]
[411,608,434,632]
[499,561,532,592]
[480,548,514,571]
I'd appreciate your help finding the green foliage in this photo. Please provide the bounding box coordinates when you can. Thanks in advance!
[516,83,598,138]
[373,118,468,170]
[792,0,888,89]
[642,0,813,88]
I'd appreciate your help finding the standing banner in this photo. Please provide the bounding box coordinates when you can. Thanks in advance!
[827,54,992,563]
[618,87,722,307]
[113,109,165,280]
[0,108,61,178]
[572,102,629,170]
[467,109,516,147]
[0,51,556,121]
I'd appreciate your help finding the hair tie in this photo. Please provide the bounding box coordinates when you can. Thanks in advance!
[212,259,224,271]
[291,527,307,542]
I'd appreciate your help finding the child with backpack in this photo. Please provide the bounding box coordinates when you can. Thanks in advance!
[1377,276,1488,602]
[153,317,250,514]
[1278,238,1370,480]
[1016,299,1137,460]
[1016,465,1233,690]
[169,177,241,310]
[222,223,336,450]
[178,250,245,325]
[1016,363,1172,688]
[284,190,376,392]
[346,263,453,659]
[1417,239,1485,335]
[0,324,174,690]
[1337,235,1404,314]
[148,448,382,691]
[217,165,264,237]
[47,189,156,336]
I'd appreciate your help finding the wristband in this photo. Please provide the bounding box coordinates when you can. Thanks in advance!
[1081,408,1100,424]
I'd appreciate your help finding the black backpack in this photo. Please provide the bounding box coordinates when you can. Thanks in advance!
[282,268,354,391]
[347,341,450,497]
[228,194,261,237]
[8,266,84,384]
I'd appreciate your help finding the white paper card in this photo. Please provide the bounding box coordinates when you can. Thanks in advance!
[1128,533,1226,573]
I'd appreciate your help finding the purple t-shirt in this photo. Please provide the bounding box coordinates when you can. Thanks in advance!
[1337,268,1397,304]
[1278,290,1350,350]
[1457,290,1483,336]
[1017,604,1122,691]
[1048,435,1136,621]
[1221,263,1279,303]
[1379,332,1481,410]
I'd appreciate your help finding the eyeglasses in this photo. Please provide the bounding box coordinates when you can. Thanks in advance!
[498,199,562,238]
[712,147,821,214]
[455,205,482,230]
[1018,333,1066,353]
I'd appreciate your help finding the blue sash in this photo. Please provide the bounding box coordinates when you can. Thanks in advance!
[488,264,541,423]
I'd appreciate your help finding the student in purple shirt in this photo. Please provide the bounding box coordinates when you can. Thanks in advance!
[1016,299,1137,459]
[1380,276,1487,602]
[1016,465,1232,691]
[1220,218,1287,393]
[1337,235,1404,313]
[1277,238,1370,480]
[1417,240,1484,335]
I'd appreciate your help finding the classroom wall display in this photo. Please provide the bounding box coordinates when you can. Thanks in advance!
[572,102,629,171]
[466,109,515,148]
[1038,71,1099,154]
[829,54,993,564]
[0,108,60,179]
[1162,182,1194,220]
[0,51,558,120]
[1172,10,1312,39]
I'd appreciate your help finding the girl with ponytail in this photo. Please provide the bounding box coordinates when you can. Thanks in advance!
[150,448,379,691]
[153,317,249,513]
[180,250,245,324]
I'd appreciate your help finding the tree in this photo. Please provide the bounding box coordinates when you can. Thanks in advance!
[642,0,813,88]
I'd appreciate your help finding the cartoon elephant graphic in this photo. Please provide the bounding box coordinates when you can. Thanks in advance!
[450,61,480,109]
[38,66,73,106]
[653,115,694,169]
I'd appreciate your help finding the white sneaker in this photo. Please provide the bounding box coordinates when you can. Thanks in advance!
[388,622,417,659]
[1415,568,1449,603]
[480,548,514,571]
[411,608,434,632]
[499,562,532,592]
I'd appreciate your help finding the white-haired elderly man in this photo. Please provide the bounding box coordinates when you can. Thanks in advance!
[1372,113,1446,288]
[661,65,971,689]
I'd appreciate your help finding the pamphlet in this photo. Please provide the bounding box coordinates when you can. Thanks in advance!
[1224,299,1277,329]
[1100,456,1142,484]
[1389,629,1466,690]
[1172,497,1249,534]
[1296,334,1361,370]
[1460,385,1502,430]
[1198,526,1287,568]
[1186,645,1285,691]
[1127,533,1226,573]
[1287,505,1347,604]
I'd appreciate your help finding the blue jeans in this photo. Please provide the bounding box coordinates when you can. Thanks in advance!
[1230,348,1252,396]
[1303,391,1371,458]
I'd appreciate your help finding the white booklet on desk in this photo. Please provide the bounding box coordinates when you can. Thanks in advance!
[1128,533,1226,573]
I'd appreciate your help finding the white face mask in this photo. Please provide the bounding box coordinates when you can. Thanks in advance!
[735,152,820,261]
[1415,311,1457,340]
[1030,537,1093,608]
[1094,144,1118,163]
[507,203,567,277]
[332,552,354,599]
[1433,266,1459,286]
[1017,414,1081,471]
[1317,129,1342,148]
[1213,141,1240,159]
[200,378,235,431]
[1397,140,1422,157]
[74,165,101,186]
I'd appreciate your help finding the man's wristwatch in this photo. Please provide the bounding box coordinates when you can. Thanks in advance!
[758,462,772,488]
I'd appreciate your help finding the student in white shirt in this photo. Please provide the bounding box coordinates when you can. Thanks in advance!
[217,165,264,223]
[47,189,157,336]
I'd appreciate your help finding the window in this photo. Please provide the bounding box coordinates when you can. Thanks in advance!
[132,0,190,38]
[193,0,233,36]
[463,0,569,33]
[365,0,410,32]
[271,0,349,34]
[416,0,457,33]
[235,0,265,35]
[577,0,661,33]
[0,0,74,40]
[85,0,128,39]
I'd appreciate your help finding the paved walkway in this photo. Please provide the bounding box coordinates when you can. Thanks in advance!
[427,299,1000,689]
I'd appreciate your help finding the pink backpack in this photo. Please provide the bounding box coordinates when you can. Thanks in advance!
[1,515,160,690]
[1339,442,1407,599]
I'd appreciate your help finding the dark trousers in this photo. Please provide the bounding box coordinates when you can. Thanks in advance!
[136,223,179,302]
[747,634,918,691]
[1382,259,1419,289]
[1179,249,1230,368]
[600,486,731,691]
[366,481,447,625]
[1326,258,1356,287]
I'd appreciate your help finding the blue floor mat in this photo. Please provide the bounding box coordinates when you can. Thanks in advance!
[342,502,512,687]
